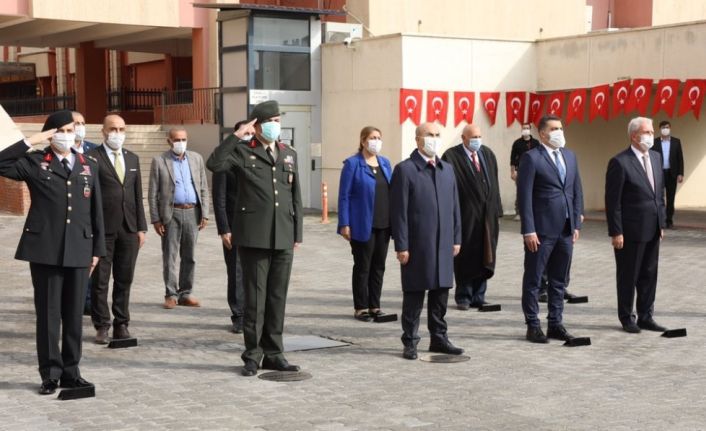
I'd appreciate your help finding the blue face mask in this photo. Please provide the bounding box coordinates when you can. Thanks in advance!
[468,138,482,152]
[260,121,281,143]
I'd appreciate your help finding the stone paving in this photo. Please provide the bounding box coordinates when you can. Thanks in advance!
[1,213,705,430]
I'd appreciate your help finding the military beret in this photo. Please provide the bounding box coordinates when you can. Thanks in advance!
[42,110,74,131]
[249,100,282,123]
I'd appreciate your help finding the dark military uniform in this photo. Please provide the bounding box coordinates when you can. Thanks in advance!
[0,140,105,383]
[207,134,303,364]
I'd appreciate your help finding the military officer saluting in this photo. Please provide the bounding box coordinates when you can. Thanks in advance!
[0,110,106,395]
[207,100,303,377]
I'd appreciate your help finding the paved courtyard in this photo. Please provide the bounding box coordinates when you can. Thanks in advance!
[1,213,705,430]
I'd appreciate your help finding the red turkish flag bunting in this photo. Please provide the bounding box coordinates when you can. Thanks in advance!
[480,92,500,125]
[546,92,565,117]
[652,79,680,117]
[505,92,526,127]
[399,88,423,125]
[527,93,546,126]
[678,79,706,119]
[426,90,449,124]
[625,78,652,115]
[565,89,587,125]
[611,79,631,118]
[453,92,475,126]
[589,84,610,122]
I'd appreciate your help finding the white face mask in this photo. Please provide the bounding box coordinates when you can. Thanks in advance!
[660,127,670,137]
[105,132,126,150]
[172,140,187,155]
[423,136,442,157]
[468,138,482,152]
[241,134,253,141]
[367,138,382,154]
[74,125,86,141]
[521,129,531,137]
[639,133,654,151]
[52,133,75,153]
[548,130,566,148]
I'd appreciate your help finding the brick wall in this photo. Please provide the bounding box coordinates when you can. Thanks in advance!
[0,177,30,215]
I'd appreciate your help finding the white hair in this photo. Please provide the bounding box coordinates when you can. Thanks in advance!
[627,117,652,137]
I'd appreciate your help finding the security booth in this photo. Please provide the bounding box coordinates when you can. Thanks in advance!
[196,2,346,209]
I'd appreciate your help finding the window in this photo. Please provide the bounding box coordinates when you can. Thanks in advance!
[250,16,311,91]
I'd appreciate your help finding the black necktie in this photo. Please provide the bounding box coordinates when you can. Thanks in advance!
[266,146,275,164]
[61,158,71,175]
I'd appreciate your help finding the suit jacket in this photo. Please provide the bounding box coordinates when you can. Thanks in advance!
[337,152,392,242]
[207,135,303,250]
[651,136,683,176]
[0,140,106,267]
[517,145,583,238]
[87,145,147,235]
[605,147,667,241]
[442,144,502,280]
[212,141,239,235]
[390,150,461,292]
[148,150,210,225]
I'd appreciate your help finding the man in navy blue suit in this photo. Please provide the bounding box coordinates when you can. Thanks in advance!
[517,115,584,343]
[605,117,667,333]
[391,122,463,360]
[72,111,99,315]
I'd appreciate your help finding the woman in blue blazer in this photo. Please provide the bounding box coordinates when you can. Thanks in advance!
[338,126,393,322]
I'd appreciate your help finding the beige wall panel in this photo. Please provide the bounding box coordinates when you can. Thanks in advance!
[30,0,179,27]
[662,23,706,78]
[20,52,50,77]
[588,31,663,84]
[536,38,590,90]
[222,17,248,47]
[221,51,247,88]
[652,0,706,26]
[126,52,164,65]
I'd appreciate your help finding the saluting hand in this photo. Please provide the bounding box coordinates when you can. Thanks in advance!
[234,119,257,140]
[27,128,57,146]
[153,222,166,237]
[397,251,409,265]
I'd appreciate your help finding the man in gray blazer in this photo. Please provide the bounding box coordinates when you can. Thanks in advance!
[148,127,210,309]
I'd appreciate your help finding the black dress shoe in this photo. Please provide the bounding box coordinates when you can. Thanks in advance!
[402,345,417,360]
[526,326,549,343]
[547,324,574,341]
[113,324,130,340]
[241,359,259,377]
[622,321,641,333]
[261,357,300,372]
[429,342,464,355]
[95,327,110,345]
[231,316,243,334]
[638,318,667,332]
[456,303,470,311]
[354,311,373,322]
[564,291,577,300]
[538,292,548,303]
[59,377,93,389]
[469,302,488,309]
[39,379,58,395]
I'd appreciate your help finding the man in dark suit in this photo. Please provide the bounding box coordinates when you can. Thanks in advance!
[0,110,105,395]
[390,122,463,360]
[606,117,667,333]
[72,111,98,315]
[87,115,147,344]
[207,101,303,376]
[212,120,247,334]
[517,115,583,344]
[442,124,503,310]
[651,120,684,228]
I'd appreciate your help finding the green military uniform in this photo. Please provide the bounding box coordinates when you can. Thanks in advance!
[207,110,302,365]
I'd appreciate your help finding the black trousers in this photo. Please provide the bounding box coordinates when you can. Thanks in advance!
[663,169,678,223]
[223,243,244,322]
[91,223,139,329]
[30,263,87,381]
[615,233,660,324]
[401,288,450,347]
[349,228,390,310]
[238,246,293,364]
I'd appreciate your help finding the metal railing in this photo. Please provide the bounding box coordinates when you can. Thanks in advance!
[0,94,75,117]
[107,87,162,111]
[157,87,220,124]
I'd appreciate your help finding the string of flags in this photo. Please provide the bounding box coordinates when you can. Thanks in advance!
[399,79,706,127]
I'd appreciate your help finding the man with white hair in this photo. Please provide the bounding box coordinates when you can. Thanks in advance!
[605,117,667,334]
